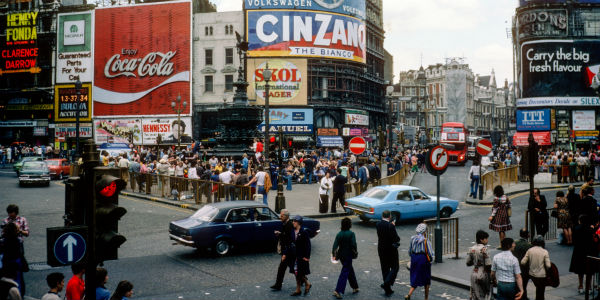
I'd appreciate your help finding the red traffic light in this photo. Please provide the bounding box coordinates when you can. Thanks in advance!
[100,181,118,197]
[95,175,126,199]
[288,139,293,147]
[269,136,276,143]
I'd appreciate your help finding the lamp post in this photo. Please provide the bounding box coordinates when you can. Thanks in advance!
[262,63,273,165]
[171,94,187,150]
[74,79,82,159]
[386,85,394,157]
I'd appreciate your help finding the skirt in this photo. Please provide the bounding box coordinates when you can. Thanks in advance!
[410,253,431,287]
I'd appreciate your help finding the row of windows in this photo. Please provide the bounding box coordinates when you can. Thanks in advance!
[204,25,235,36]
[203,75,234,93]
[204,48,234,66]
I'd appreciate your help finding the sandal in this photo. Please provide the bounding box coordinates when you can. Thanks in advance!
[333,291,342,299]
[304,283,312,295]
[405,295,411,300]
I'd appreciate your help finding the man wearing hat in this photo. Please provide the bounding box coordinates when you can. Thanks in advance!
[376,210,400,296]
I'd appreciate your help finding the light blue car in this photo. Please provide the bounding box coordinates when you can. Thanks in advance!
[344,185,459,222]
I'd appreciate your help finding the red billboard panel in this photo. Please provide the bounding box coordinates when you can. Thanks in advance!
[93,1,191,117]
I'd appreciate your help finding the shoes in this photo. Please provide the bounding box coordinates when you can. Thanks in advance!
[404,295,411,300]
[352,288,360,294]
[304,283,312,295]
[333,291,343,299]
[290,291,302,296]
[578,287,584,294]
[270,285,281,291]
[381,284,393,296]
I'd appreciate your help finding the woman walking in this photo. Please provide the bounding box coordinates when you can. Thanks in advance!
[290,216,312,296]
[406,223,433,300]
[554,190,573,244]
[469,160,481,198]
[521,235,551,300]
[570,214,598,294]
[331,217,359,299]
[466,230,492,300]
[488,185,512,247]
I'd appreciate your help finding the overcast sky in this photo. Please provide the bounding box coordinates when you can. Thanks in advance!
[211,0,518,84]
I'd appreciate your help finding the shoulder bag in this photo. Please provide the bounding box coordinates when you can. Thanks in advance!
[545,262,560,287]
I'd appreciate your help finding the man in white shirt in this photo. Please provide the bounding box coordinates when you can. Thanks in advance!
[491,238,523,300]
[247,166,268,205]
[318,172,332,213]
[219,169,234,201]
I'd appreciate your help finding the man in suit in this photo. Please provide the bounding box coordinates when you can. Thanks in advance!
[271,209,294,291]
[376,210,400,296]
[330,168,347,213]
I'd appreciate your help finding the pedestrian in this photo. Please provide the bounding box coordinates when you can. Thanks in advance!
[512,229,532,300]
[581,186,598,224]
[318,172,332,213]
[41,272,65,300]
[521,235,551,300]
[566,185,581,225]
[466,230,491,300]
[406,223,433,300]
[0,223,27,296]
[528,188,549,237]
[570,214,598,294]
[331,168,347,213]
[469,160,481,198]
[553,190,573,245]
[65,262,85,300]
[357,162,369,193]
[491,238,524,300]
[579,177,594,198]
[289,216,311,296]
[331,217,359,299]
[96,267,110,300]
[245,165,269,205]
[376,210,399,296]
[2,205,29,241]
[0,262,22,300]
[270,209,293,291]
[109,281,133,300]
[488,185,512,248]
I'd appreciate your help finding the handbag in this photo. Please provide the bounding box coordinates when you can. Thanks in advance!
[507,207,512,217]
[545,262,560,287]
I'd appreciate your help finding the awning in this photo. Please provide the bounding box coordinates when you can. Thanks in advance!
[317,136,344,148]
[513,131,551,146]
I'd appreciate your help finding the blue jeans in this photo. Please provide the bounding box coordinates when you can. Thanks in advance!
[285,175,293,190]
[257,185,268,205]
[496,281,518,300]
[304,171,314,184]
[335,258,358,294]
[470,175,480,197]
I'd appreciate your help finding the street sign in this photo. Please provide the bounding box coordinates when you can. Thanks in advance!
[349,136,366,155]
[47,226,87,267]
[476,138,492,156]
[281,149,289,159]
[429,146,449,171]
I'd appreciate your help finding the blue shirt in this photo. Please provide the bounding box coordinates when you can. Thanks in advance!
[96,286,110,300]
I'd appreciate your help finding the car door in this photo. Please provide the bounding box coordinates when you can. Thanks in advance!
[393,190,414,219]
[253,207,281,246]
[224,208,255,246]
[411,189,436,219]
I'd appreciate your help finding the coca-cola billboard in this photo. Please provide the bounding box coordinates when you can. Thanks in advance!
[93,1,191,117]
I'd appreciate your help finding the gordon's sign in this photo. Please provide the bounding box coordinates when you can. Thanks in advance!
[93,1,191,117]
[246,10,366,64]
[248,58,307,106]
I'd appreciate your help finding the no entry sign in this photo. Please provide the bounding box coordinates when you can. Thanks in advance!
[349,136,366,155]
[476,139,492,156]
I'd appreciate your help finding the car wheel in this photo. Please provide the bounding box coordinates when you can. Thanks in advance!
[392,212,401,225]
[214,239,231,256]
[358,215,370,223]
[440,207,452,218]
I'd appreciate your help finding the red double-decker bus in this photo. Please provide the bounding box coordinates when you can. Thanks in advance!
[440,122,468,165]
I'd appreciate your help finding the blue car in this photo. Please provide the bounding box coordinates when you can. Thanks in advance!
[344,185,459,222]
[169,201,320,256]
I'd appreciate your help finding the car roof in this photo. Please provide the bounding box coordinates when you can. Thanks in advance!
[208,200,267,210]
[371,185,421,192]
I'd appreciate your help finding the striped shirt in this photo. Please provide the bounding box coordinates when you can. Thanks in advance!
[408,234,433,260]
[491,250,521,283]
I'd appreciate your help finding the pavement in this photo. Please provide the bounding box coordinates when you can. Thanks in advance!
[466,179,586,205]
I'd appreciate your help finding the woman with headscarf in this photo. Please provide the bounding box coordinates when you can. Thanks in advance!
[488,185,512,247]
[466,230,492,300]
[405,223,433,300]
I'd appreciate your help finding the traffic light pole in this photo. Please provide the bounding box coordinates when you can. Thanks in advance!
[81,140,99,300]
[275,128,286,212]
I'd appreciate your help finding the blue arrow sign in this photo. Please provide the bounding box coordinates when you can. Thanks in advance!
[54,232,86,265]
[281,150,289,159]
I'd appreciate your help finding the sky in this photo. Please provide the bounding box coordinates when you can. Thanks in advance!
[211,0,518,84]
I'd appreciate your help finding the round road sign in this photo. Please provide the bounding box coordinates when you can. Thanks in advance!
[349,136,367,155]
[429,146,449,171]
[476,139,492,156]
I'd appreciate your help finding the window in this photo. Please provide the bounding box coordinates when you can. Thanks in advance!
[205,75,213,92]
[225,25,229,34]
[396,191,411,201]
[316,114,335,128]
[363,188,389,200]
[410,190,429,200]
[226,208,255,223]
[209,26,213,35]
[225,48,234,65]
[225,75,234,92]
[205,26,208,36]
[205,49,213,65]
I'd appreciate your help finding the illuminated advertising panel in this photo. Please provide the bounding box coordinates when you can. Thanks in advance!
[517,40,600,107]
[516,9,567,39]
[258,108,313,134]
[54,83,92,122]
[141,118,192,145]
[0,11,40,75]
[345,109,368,125]
[246,10,366,63]
[245,0,366,19]
[247,58,307,106]
[573,110,595,131]
[93,1,192,117]
[516,109,551,131]
[94,118,142,144]
[56,12,93,83]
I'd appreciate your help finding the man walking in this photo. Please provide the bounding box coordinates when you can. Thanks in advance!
[331,168,347,213]
[357,162,369,193]
[270,209,294,291]
[491,238,523,300]
[376,210,400,296]
[512,229,532,300]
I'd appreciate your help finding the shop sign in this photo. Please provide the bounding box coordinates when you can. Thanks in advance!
[345,109,368,125]
[517,9,567,39]
[317,128,338,136]
[6,104,53,110]
[56,12,93,83]
[516,109,551,131]
[33,126,47,136]
[55,84,92,122]
[258,108,313,134]
[54,123,93,138]
[259,124,313,134]
[557,119,569,143]
[574,130,599,141]
[247,58,307,106]
[93,1,191,117]
[573,110,595,130]
[0,120,36,127]
[0,11,40,75]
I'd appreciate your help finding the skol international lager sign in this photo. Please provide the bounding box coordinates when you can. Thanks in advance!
[247,58,308,106]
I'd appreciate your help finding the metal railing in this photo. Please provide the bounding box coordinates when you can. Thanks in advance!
[423,217,459,259]
[347,164,411,197]
[585,256,600,300]
[481,166,519,195]
[524,208,559,240]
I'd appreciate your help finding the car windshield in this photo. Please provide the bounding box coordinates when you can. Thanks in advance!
[23,162,47,170]
[363,188,389,200]
[443,127,464,133]
[191,205,219,221]
[46,161,59,166]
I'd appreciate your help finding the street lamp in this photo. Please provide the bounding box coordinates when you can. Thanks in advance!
[171,94,187,150]
[74,79,82,159]
[262,63,272,164]
[386,85,394,157]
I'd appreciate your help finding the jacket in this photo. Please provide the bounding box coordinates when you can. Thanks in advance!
[332,230,357,261]
[521,246,551,278]
[332,175,347,194]
[358,166,369,183]
[376,219,400,255]
[279,219,294,256]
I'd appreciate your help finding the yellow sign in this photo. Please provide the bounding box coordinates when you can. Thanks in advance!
[247,58,307,106]
[574,130,599,136]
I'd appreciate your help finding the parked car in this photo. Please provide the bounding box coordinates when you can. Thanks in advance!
[13,156,44,175]
[344,185,459,223]
[46,158,71,179]
[169,201,320,256]
[18,161,51,187]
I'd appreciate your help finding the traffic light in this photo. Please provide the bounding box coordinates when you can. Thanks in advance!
[64,177,84,226]
[287,138,293,148]
[94,172,127,262]
[269,135,276,144]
